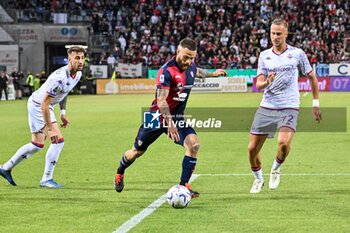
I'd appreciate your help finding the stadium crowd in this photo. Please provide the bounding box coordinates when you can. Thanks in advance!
[6,0,350,69]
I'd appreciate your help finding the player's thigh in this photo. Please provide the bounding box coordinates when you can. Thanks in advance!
[134,125,165,151]
[51,122,64,139]
[248,133,267,153]
[250,107,278,138]
[28,101,57,134]
[31,132,46,144]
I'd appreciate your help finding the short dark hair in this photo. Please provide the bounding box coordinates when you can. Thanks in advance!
[67,46,86,54]
[179,38,197,51]
[271,18,289,30]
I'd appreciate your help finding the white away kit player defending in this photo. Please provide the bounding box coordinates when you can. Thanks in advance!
[248,18,322,194]
[0,46,85,188]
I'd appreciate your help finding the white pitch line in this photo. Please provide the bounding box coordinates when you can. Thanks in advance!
[113,174,200,233]
[113,172,350,233]
[200,173,350,176]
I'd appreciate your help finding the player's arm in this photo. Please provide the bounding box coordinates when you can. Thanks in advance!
[59,96,70,128]
[157,88,180,142]
[256,72,276,90]
[196,68,227,78]
[41,93,58,143]
[307,70,322,123]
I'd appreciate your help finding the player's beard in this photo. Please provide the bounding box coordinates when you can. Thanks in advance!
[180,62,190,70]
[74,63,83,71]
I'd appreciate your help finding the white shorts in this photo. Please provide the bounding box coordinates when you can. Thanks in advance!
[250,107,299,138]
[28,97,57,133]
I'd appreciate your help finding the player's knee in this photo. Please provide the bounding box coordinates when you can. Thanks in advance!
[135,150,144,158]
[278,141,290,154]
[127,149,144,159]
[190,142,200,154]
[248,143,258,155]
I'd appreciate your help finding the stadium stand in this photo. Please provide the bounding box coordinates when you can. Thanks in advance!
[1,0,350,70]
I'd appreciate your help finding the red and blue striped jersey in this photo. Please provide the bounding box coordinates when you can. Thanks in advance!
[150,57,197,117]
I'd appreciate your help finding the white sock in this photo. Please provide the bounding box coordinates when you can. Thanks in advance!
[252,168,264,181]
[41,140,64,182]
[271,157,284,171]
[2,142,43,170]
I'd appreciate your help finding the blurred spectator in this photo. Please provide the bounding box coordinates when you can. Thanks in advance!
[26,72,34,96]
[7,0,350,69]
[34,73,40,91]
[39,71,46,86]
[0,70,9,101]
[107,53,116,77]
[11,67,23,100]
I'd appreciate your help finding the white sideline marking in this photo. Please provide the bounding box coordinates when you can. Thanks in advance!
[303,92,309,97]
[113,174,200,233]
[200,173,350,177]
[113,172,349,233]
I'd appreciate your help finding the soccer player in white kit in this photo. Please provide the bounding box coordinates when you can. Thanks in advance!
[0,46,85,188]
[248,18,322,193]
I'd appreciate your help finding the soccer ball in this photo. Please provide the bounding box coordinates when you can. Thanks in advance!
[166,185,191,209]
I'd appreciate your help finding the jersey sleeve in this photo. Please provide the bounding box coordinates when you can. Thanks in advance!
[156,68,172,90]
[298,49,313,75]
[257,53,267,78]
[46,77,64,97]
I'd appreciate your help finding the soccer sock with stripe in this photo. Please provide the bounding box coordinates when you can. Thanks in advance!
[117,154,134,174]
[271,156,285,171]
[251,166,264,181]
[180,155,197,185]
[41,138,64,182]
[2,142,44,171]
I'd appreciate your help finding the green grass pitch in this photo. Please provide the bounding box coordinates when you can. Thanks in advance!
[0,92,349,233]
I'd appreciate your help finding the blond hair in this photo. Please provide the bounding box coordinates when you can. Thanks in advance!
[271,18,289,30]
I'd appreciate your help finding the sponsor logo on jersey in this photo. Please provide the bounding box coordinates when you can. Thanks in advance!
[173,92,188,102]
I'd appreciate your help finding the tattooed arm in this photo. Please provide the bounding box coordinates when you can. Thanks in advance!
[196,68,227,79]
[157,88,180,142]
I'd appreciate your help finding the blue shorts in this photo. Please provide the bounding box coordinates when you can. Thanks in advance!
[133,124,196,151]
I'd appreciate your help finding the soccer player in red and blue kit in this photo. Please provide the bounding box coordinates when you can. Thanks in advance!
[114,38,227,197]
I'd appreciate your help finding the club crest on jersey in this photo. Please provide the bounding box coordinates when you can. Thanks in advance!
[190,71,194,77]
[175,75,182,79]
[159,74,165,83]
[287,54,293,59]
[138,140,143,146]
[266,57,271,60]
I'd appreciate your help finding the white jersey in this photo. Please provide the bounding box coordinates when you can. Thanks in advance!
[31,65,82,107]
[257,44,312,108]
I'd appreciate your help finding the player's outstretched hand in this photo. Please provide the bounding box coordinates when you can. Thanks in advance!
[60,115,70,128]
[213,69,227,77]
[313,107,322,123]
